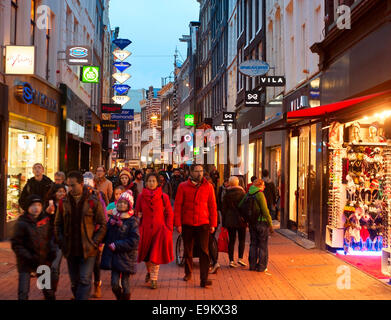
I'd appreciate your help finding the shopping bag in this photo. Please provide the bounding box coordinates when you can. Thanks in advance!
[217,227,229,253]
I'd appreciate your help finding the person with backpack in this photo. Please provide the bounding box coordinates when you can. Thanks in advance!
[101,190,139,300]
[239,179,273,272]
[222,176,247,268]
[136,173,174,289]
[54,171,107,300]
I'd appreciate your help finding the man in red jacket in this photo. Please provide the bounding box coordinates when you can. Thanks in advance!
[174,164,218,288]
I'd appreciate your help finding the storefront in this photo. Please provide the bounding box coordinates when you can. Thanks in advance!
[0,83,9,239]
[1,76,60,239]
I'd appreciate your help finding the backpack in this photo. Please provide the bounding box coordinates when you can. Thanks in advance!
[239,191,261,225]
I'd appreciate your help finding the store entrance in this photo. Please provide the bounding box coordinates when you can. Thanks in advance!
[298,127,309,237]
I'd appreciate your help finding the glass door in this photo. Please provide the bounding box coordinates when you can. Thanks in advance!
[289,136,298,226]
[298,127,310,237]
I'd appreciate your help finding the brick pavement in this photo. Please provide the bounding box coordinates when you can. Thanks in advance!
[1,231,391,300]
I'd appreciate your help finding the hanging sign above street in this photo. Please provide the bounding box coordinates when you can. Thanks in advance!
[113,62,131,73]
[239,60,270,77]
[102,103,122,113]
[81,66,100,83]
[101,121,118,130]
[112,95,130,105]
[5,45,35,75]
[259,76,286,87]
[112,39,132,50]
[66,45,92,65]
[222,112,235,124]
[113,84,131,95]
[245,91,262,107]
[213,125,226,131]
[112,72,131,84]
[113,49,131,61]
[111,109,134,121]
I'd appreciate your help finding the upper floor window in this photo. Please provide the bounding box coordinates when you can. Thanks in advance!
[10,0,18,45]
[30,0,36,45]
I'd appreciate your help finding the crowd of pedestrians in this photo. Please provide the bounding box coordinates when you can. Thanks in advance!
[10,162,279,300]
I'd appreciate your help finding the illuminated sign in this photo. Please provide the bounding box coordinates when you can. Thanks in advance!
[222,112,235,124]
[66,46,92,65]
[112,95,130,105]
[113,49,132,61]
[66,119,85,139]
[102,104,122,113]
[81,66,100,83]
[113,84,131,95]
[184,114,195,126]
[101,121,118,130]
[111,109,134,121]
[239,60,270,77]
[5,46,35,75]
[15,82,58,112]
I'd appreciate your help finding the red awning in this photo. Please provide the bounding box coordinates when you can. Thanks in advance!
[287,90,391,119]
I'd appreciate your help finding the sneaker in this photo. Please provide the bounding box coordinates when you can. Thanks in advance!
[183,274,192,281]
[200,280,212,288]
[229,261,238,268]
[237,259,247,267]
[256,267,268,273]
[209,263,220,274]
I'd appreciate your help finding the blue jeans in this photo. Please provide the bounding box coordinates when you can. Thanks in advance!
[249,222,269,271]
[66,256,96,300]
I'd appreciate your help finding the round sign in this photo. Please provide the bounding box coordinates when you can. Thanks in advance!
[83,67,99,82]
[184,134,192,142]
[239,60,270,77]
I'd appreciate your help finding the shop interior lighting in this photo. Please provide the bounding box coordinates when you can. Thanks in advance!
[336,250,382,257]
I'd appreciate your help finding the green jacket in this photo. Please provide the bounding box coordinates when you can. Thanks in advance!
[239,185,272,227]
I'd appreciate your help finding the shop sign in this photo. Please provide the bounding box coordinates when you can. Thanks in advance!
[5,46,35,75]
[101,121,118,130]
[259,76,286,87]
[112,72,131,84]
[245,91,261,107]
[239,60,270,77]
[222,112,235,124]
[15,82,59,112]
[66,119,85,139]
[111,109,134,121]
[184,114,195,126]
[113,84,131,95]
[113,62,131,73]
[81,66,100,83]
[113,49,132,61]
[112,39,132,50]
[112,95,130,105]
[102,104,122,113]
[290,96,309,112]
[213,125,226,131]
[66,46,92,65]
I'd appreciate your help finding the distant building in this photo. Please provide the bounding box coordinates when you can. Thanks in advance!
[124,89,145,113]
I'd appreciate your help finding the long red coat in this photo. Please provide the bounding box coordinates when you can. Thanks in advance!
[135,187,174,265]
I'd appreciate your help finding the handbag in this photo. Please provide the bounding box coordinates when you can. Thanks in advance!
[217,227,229,253]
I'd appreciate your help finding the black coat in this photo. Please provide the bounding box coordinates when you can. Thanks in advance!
[19,176,53,211]
[100,215,139,273]
[221,186,246,228]
[11,212,56,273]
[170,176,184,200]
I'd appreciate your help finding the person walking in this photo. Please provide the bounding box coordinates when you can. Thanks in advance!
[44,184,67,299]
[118,170,139,205]
[11,195,56,300]
[246,176,257,193]
[174,164,217,288]
[106,168,119,187]
[239,179,273,272]
[222,176,247,268]
[159,173,173,199]
[170,168,184,202]
[19,163,53,213]
[101,190,139,300]
[54,171,107,300]
[262,170,278,220]
[94,166,113,206]
[134,170,144,195]
[136,173,174,289]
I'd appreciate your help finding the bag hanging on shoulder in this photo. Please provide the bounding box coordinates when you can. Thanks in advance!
[239,191,261,226]
[217,227,229,253]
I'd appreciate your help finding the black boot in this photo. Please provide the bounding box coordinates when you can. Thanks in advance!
[121,293,131,300]
[112,286,122,300]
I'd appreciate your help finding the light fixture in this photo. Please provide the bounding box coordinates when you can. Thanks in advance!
[269,101,282,105]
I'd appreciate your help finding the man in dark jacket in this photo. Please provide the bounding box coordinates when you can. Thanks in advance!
[174,164,218,288]
[55,171,107,300]
[170,168,184,202]
[19,163,53,212]
[11,195,56,300]
[262,170,277,220]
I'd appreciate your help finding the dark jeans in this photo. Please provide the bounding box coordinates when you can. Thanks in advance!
[18,272,31,300]
[111,270,131,296]
[94,248,102,283]
[249,222,269,271]
[182,224,210,282]
[227,227,246,262]
[66,256,96,300]
[268,205,276,220]
[51,247,63,292]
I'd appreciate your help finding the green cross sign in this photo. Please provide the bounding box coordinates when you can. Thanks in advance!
[185,114,195,126]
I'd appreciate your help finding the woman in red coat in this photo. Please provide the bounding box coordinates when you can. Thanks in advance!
[135,172,174,289]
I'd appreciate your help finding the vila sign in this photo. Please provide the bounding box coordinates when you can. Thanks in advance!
[102,104,122,113]
[66,46,92,65]
[259,76,286,87]
[5,46,35,75]
[245,91,261,107]
[15,82,58,112]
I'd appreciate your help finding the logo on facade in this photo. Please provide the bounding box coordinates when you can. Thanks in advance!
[259,76,286,87]
[15,82,58,112]
[245,91,261,107]
[66,46,91,65]
[223,112,235,123]
[21,82,34,104]
[82,66,100,83]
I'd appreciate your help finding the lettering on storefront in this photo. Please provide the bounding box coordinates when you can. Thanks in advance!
[290,96,309,112]
[15,82,58,113]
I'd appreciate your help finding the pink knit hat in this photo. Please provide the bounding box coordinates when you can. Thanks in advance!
[116,190,134,216]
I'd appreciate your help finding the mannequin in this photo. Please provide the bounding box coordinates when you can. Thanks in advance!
[351,122,362,144]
